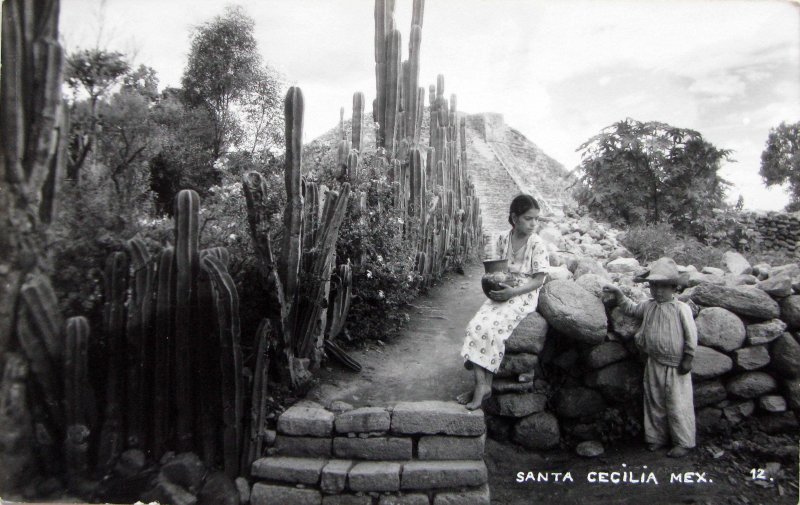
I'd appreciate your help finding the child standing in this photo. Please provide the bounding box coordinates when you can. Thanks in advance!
[603,257,697,458]
[457,194,549,410]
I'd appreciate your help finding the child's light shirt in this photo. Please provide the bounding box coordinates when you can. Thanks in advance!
[618,296,697,367]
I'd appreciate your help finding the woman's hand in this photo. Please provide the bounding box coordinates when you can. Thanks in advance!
[489,283,516,302]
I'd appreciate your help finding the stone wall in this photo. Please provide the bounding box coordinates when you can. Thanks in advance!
[249,401,490,505]
[486,241,800,453]
[738,212,800,255]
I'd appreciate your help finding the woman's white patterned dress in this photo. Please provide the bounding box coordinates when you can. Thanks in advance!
[461,230,549,373]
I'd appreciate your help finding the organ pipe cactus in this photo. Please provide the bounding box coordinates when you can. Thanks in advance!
[201,252,243,479]
[64,316,91,479]
[97,251,128,469]
[17,275,64,430]
[327,261,352,341]
[352,92,364,152]
[281,87,304,330]
[125,237,154,448]
[152,246,174,459]
[242,318,272,474]
[174,189,199,451]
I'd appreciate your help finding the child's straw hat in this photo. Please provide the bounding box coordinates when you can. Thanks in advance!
[634,257,680,284]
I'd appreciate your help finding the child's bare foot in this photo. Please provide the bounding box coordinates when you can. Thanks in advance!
[465,384,491,410]
[456,390,473,405]
[667,446,690,458]
[647,443,665,452]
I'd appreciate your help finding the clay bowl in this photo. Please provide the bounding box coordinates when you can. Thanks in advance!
[482,259,511,297]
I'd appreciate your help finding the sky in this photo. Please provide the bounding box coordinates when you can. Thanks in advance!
[58,0,800,211]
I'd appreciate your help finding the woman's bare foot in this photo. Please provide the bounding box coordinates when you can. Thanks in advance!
[465,384,491,410]
[456,390,473,405]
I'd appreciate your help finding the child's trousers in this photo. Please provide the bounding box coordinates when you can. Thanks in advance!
[644,358,696,449]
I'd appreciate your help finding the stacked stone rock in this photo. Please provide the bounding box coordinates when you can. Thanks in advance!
[249,401,490,505]
[488,244,800,453]
[754,212,800,254]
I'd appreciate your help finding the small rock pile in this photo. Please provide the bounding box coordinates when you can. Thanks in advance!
[251,400,490,505]
[486,218,800,455]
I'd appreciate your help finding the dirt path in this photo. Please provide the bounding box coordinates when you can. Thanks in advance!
[309,261,486,406]
[308,261,799,505]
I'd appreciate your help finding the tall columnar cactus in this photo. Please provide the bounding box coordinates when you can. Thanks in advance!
[295,183,352,361]
[0,354,36,490]
[352,92,364,152]
[64,316,91,480]
[406,25,422,142]
[17,274,64,430]
[346,150,360,181]
[327,262,352,341]
[174,189,200,451]
[201,252,243,479]
[125,237,154,449]
[152,246,174,459]
[383,29,402,156]
[242,318,272,474]
[97,251,128,469]
[281,87,304,334]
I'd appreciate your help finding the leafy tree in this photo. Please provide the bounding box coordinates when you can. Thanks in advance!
[65,48,130,181]
[182,5,262,158]
[574,119,732,236]
[241,66,286,157]
[149,88,218,212]
[122,64,160,102]
[759,121,800,210]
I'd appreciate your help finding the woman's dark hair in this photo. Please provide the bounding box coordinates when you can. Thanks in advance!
[508,194,540,226]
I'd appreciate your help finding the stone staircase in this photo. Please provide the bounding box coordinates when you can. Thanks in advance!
[463,113,575,237]
[250,401,490,505]
[463,123,521,240]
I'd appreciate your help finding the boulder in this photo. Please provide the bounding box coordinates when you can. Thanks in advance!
[746,319,787,346]
[751,263,771,281]
[695,307,746,352]
[115,449,146,478]
[771,263,800,280]
[693,380,727,408]
[726,372,778,399]
[235,477,250,505]
[538,281,607,345]
[575,273,608,300]
[758,395,787,413]
[505,313,548,354]
[695,407,724,434]
[723,251,752,275]
[573,258,608,279]
[538,226,562,245]
[484,393,547,418]
[686,271,727,287]
[757,273,794,298]
[575,441,604,458]
[606,258,640,274]
[585,360,643,401]
[702,266,726,277]
[722,401,755,425]
[512,412,560,450]
[161,452,206,493]
[779,296,800,329]
[198,472,239,505]
[733,345,770,371]
[496,353,538,378]
[783,379,800,411]
[689,284,780,320]
[554,387,606,418]
[692,346,733,380]
[545,265,573,283]
[584,342,629,369]
[770,332,800,378]
[143,474,198,505]
[733,274,758,286]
